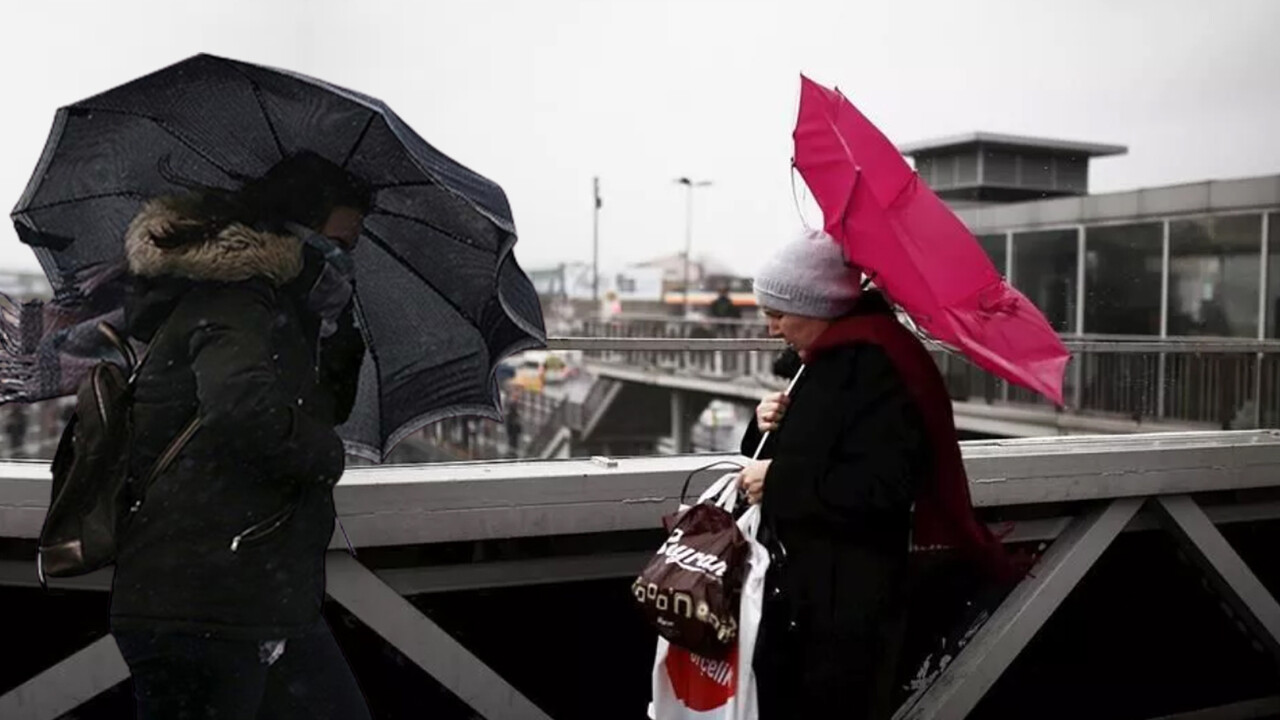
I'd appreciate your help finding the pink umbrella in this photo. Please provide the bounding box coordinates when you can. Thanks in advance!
[792,75,1070,405]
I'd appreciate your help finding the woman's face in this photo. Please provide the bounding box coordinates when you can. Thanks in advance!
[763,309,831,351]
[318,206,365,249]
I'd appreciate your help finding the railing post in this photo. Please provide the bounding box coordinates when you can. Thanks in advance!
[1158,219,1171,419]
[1157,353,1168,420]
[1071,353,1083,412]
[671,391,690,454]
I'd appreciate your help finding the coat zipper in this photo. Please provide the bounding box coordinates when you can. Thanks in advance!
[228,501,357,558]
[230,502,298,552]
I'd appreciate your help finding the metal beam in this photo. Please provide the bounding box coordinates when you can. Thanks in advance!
[378,552,652,596]
[324,553,554,720]
[1153,495,1280,662]
[1145,695,1280,720]
[0,635,129,720]
[896,497,1144,720]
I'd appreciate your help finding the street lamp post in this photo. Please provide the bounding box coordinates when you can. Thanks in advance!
[675,177,712,317]
[592,177,601,303]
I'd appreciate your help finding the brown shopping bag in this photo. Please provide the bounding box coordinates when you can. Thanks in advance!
[647,492,770,720]
[633,472,750,659]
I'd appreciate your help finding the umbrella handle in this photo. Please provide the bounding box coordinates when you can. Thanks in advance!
[751,364,806,460]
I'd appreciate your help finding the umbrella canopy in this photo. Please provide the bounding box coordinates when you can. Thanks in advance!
[792,75,1069,405]
[10,54,545,460]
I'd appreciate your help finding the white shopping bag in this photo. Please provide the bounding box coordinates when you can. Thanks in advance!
[648,476,768,720]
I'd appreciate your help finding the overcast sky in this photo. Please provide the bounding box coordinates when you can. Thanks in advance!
[2,0,1278,277]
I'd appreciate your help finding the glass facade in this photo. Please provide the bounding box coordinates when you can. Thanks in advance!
[1084,223,1163,335]
[1268,213,1280,337]
[977,233,1007,275]
[983,211,1276,339]
[1168,214,1263,337]
[1012,229,1078,333]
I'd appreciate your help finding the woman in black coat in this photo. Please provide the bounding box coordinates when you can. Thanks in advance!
[739,230,930,719]
[111,153,372,719]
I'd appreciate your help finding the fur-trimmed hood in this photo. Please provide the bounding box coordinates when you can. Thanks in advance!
[125,197,303,286]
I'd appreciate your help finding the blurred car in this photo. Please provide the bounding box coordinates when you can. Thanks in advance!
[508,351,576,392]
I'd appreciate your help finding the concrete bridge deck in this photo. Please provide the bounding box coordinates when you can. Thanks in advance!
[2,431,1279,719]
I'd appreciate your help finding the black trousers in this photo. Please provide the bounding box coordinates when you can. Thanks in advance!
[114,621,371,720]
[754,592,907,720]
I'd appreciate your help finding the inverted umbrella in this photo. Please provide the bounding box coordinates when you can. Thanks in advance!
[9,53,545,460]
[792,75,1069,405]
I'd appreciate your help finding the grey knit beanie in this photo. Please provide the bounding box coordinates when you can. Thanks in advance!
[753,229,862,318]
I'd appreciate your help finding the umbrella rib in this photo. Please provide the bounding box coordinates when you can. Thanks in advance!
[217,59,286,161]
[369,180,436,191]
[888,172,918,209]
[367,207,497,255]
[361,225,481,332]
[72,106,244,182]
[17,190,146,214]
[341,114,377,170]
[349,290,386,451]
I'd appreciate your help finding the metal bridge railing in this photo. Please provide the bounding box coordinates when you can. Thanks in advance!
[551,317,1280,429]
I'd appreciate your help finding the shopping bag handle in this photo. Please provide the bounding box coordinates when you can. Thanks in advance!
[679,460,745,506]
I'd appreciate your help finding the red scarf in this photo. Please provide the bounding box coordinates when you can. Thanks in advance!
[804,311,1020,582]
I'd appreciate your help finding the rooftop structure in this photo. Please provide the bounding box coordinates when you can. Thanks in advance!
[902,132,1128,204]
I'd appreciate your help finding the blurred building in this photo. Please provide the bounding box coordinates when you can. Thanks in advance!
[529,256,757,319]
[0,269,51,300]
[0,268,59,459]
[528,261,665,303]
[903,133,1280,340]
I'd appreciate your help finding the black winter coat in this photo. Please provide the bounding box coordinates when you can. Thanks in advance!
[741,312,930,719]
[109,198,363,639]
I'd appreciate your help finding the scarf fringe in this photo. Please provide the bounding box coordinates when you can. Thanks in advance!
[0,279,125,406]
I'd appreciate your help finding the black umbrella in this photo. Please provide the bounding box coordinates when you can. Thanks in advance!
[10,53,545,461]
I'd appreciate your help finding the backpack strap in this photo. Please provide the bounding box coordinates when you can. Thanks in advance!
[96,311,174,385]
[96,322,138,371]
[127,312,176,384]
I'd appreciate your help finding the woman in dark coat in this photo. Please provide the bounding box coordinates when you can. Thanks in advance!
[737,230,930,719]
[110,153,372,719]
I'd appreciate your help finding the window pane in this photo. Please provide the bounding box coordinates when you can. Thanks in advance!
[985,150,1016,185]
[1055,157,1087,193]
[1168,214,1262,337]
[1012,229,1078,333]
[1084,223,1162,335]
[956,152,978,184]
[933,155,956,188]
[1021,154,1052,187]
[1267,213,1280,337]
[915,156,934,186]
[977,234,1007,275]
